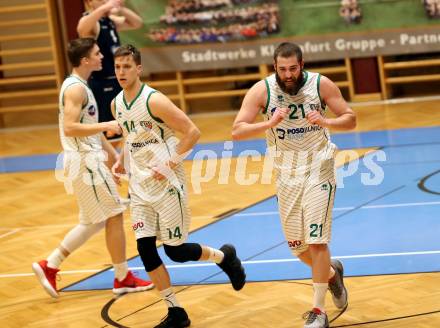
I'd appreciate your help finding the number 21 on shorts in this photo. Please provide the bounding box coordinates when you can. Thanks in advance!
[309,223,323,237]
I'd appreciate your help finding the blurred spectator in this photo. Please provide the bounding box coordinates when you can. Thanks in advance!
[151,0,280,44]
[423,0,440,18]
[339,0,362,24]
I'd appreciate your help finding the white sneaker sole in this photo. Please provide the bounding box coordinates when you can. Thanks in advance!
[32,263,58,298]
[331,260,348,309]
[112,283,155,295]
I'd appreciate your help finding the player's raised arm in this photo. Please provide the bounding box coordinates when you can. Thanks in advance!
[148,92,201,157]
[232,80,288,140]
[307,75,356,130]
[111,1,143,31]
[63,84,121,137]
[77,0,119,37]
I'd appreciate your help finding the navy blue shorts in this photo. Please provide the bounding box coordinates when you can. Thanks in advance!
[89,77,122,140]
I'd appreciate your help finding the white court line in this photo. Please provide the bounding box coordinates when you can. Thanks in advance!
[234,201,440,217]
[1,216,214,231]
[139,250,440,269]
[2,250,439,278]
[363,201,440,209]
[3,201,440,231]
[0,229,19,239]
[0,269,103,278]
[0,124,58,133]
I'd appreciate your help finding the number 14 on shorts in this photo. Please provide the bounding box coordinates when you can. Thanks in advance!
[167,226,182,239]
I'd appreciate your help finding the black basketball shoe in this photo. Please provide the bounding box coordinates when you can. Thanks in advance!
[217,244,246,291]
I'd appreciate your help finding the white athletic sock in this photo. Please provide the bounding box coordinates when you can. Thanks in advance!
[60,222,105,253]
[113,262,128,281]
[46,223,105,270]
[313,283,328,312]
[160,287,181,308]
[47,248,66,269]
[205,247,224,264]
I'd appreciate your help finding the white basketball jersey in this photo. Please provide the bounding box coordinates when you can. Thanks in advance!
[263,71,336,174]
[114,84,186,196]
[59,75,102,152]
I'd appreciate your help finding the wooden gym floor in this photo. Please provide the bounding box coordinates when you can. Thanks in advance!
[0,98,440,327]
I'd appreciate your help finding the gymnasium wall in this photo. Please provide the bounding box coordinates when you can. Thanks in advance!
[120,0,440,73]
[1,0,439,127]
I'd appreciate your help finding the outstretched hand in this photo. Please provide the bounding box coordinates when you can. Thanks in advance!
[111,157,125,185]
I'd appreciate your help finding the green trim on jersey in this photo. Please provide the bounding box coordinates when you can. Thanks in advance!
[324,180,334,224]
[158,126,172,156]
[295,70,308,95]
[86,167,99,202]
[69,75,90,108]
[146,90,164,123]
[317,74,326,110]
[123,84,145,110]
[97,166,113,198]
[262,77,276,149]
[176,191,185,227]
[112,99,117,119]
[262,78,271,114]
[70,74,88,88]
[61,81,88,108]
[269,126,278,150]
[73,138,80,150]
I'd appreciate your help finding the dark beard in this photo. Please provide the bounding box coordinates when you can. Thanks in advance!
[276,71,304,95]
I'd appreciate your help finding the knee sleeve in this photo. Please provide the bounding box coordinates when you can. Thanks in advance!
[163,243,202,263]
[137,237,163,272]
[60,222,105,253]
[287,240,309,257]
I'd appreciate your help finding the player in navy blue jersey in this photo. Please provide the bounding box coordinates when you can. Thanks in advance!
[77,0,142,143]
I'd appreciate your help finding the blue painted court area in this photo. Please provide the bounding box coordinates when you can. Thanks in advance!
[2,126,440,173]
[62,127,440,292]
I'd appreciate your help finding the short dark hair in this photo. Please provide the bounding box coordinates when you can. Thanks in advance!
[67,38,97,67]
[273,42,303,63]
[114,44,141,65]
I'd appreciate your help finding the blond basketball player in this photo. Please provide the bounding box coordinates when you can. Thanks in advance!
[232,42,356,328]
[32,38,153,298]
[111,44,246,328]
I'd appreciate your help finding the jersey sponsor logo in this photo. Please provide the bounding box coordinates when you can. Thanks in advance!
[276,128,286,139]
[130,138,159,148]
[276,125,323,140]
[132,221,144,231]
[277,95,284,102]
[140,120,153,132]
[88,105,96,116]
[287,240,302,248]
[321,183,329,191]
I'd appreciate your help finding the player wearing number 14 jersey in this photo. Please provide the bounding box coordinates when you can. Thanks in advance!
[232,42,356,328]
[111,44,246,328]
